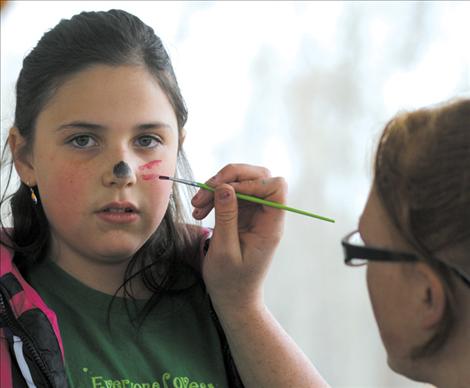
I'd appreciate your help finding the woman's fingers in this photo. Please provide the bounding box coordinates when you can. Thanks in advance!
[210,184,241,259]
[192,178,287,220]
[191,164,284,217]
[230,176,288,205]
[215,163,273,182]
[192,204,213,220]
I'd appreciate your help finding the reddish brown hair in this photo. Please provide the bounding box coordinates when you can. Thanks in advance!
[374,97,470,357]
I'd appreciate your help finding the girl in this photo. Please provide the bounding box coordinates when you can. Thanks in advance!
[0,9,327,388]
[342,98,470,387]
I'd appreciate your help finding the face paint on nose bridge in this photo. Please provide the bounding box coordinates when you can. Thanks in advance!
[113,161,132,178]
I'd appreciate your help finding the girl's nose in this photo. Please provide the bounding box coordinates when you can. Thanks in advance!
[102,160,137,188]
[113,161,132,178]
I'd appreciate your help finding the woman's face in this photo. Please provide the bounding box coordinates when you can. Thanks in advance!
[28,64,179,270]
[358,187,423,373]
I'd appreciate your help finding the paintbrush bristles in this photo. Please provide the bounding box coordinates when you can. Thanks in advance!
[158,175,170,180]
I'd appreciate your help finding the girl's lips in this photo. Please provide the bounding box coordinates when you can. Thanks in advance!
[98,201,138,213]
[96,201,140,224]
[96,211,139,224]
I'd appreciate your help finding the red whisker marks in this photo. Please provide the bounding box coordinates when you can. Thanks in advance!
[142,174,159,181]
[139,160,162,171]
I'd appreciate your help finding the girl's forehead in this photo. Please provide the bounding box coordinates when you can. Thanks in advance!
[36,64,178,133]
[60,63,153,84]
[50,64,164,105]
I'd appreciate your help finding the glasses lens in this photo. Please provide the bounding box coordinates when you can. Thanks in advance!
[346,257,368,266]
[349,231,365,246]
[344,231,369,266]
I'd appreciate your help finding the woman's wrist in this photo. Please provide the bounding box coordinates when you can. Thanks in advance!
[209,291,267,325]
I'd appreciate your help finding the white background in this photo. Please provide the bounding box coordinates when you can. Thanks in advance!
[2,1,469,387]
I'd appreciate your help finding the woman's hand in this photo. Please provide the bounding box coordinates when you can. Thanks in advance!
[191,163,287,313]
[191,164,329,388]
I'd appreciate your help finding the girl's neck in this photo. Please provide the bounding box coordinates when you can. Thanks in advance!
[48,246,152,300]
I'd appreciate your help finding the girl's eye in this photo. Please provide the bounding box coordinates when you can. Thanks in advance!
[70,135,98,149]
[135,135,161,148]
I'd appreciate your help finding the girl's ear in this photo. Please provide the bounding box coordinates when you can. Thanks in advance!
[413,262,446,330]
[8,127,36,185]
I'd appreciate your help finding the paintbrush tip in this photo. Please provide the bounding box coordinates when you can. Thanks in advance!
[158,175,170,180]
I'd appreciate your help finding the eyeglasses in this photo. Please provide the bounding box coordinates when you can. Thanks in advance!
[341,230,418,266]
[341,230,470,287]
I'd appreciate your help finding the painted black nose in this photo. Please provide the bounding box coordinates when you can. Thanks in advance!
[113,161,132,178]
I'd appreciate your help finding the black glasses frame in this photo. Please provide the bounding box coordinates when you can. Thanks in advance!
[341,230,470,288]
[341,230,418,266]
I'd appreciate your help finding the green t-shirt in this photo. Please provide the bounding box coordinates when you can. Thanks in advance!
[27,259,229,388]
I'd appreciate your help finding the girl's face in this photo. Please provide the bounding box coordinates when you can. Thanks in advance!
[27,65,179,268]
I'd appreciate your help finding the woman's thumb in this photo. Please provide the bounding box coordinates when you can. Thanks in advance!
[212,184,239,245]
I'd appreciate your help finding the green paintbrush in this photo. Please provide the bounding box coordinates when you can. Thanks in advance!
[159,175,335,223]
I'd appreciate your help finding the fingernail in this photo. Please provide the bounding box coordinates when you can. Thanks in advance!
[218,190,231,202]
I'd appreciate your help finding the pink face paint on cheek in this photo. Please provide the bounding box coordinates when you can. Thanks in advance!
[141,173,159,181]
[138,160,162,181]
[138,160,162,171]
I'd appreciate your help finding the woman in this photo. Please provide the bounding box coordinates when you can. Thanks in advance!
[342,98,470,388]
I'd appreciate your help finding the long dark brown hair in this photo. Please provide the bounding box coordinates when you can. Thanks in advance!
[0,9,202,323]
[374,97,470,357]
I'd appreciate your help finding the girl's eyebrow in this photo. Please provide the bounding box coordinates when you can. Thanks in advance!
[56,121,103,131]
[55,121,174,132]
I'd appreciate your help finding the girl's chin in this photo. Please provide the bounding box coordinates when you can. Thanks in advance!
[87,239,146,264]
[95,246,144,263]
[95,231,150,251]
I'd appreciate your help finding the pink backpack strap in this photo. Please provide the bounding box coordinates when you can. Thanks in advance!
[0,243,64,357]
[0,329,13,387]
[0,241,67,387]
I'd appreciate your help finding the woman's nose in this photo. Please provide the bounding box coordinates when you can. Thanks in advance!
[102,160,137,188]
